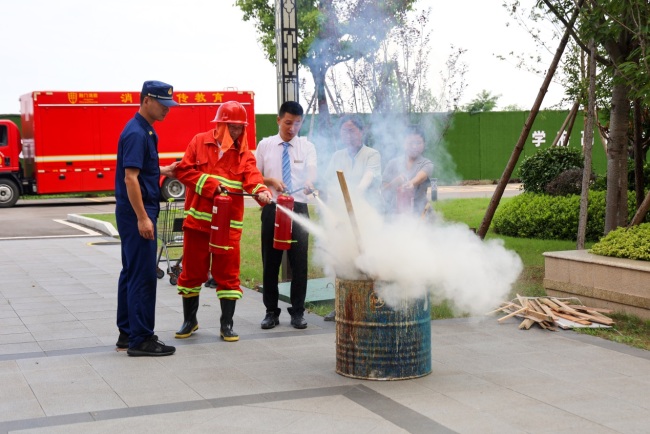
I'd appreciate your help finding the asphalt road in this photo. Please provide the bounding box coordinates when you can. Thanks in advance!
[0,184,523,240]
[0,197,117,239]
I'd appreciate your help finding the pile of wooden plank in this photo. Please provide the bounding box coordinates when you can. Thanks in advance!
[492,295,615,330]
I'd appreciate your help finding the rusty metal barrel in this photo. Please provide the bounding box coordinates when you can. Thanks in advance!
[335,278,432,380]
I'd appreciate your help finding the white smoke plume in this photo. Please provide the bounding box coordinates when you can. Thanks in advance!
[299,189,523,316]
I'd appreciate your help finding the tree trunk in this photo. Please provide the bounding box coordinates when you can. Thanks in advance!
[551,100,579,147]
[604,81,630,233]
[563,102,580,146]
[634,98,644,209]
[313,66,330,116]
[629,190,650,226]
[477,0,584,239]
[308,65,333,143]
[577,39,597,250]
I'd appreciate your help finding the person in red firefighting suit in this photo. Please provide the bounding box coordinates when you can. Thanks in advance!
[174,101,272,342]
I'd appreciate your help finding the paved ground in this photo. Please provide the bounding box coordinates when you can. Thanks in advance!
[1,234,649,433]
[1,184,649,433]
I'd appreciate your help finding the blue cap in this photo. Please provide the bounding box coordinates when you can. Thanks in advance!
[141,80,179,107]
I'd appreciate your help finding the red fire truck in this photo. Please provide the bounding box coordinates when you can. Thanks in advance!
[0,89,256,208]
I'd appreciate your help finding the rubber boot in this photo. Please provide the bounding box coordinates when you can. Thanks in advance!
[219,298,239,342]
[175,295,199,338]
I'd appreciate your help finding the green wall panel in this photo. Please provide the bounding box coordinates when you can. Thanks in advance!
[254,114,278,145]
[0,111,614,179]
[444,113,480,181]
[478,111,527,180]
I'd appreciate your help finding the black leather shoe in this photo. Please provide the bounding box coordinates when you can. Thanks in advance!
[127,336,175,357]
[261,312,280,329]
[118,333,158,349]
[116,331,129,349]
[290,314,307,329]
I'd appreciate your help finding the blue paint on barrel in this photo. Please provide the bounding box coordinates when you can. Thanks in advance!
[335,278,432,380]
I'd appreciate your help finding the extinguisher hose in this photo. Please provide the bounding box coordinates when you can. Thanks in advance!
[222,189,277,204]
[223,188,318,203]
[285,187,318,197]
[222,190,258,197]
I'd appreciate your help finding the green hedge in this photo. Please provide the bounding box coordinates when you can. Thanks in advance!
[591,223,650,261]
[519,146,584,194]
[493,191,643,241]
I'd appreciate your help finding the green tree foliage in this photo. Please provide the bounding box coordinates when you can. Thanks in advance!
[518,146,584,193]
[501,103,526,111]
[462,89,500,113]
[505,1,650,232]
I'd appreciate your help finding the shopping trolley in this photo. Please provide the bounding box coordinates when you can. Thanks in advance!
[156,199,185,285]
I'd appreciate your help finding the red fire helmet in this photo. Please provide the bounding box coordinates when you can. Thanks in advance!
[212,101,248,125]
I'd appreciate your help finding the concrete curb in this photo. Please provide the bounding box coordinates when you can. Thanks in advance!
[67,213,119,237]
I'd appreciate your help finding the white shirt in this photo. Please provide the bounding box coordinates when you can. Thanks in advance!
[256,133,317,203]
[325,145,382,190]
[324,145,383,210]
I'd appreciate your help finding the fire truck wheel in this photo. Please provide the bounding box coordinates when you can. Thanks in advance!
[0,179,20,208]
[161,178,186,201]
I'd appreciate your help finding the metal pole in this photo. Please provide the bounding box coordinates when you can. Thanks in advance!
[276,0,299,108]
[276,0,299,279]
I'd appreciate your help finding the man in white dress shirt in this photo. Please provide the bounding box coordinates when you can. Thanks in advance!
[255,101,317,329]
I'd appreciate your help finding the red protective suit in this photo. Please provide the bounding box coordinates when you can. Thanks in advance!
[175,124,269,299]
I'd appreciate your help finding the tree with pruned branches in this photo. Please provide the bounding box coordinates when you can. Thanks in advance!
[236,0,417,119]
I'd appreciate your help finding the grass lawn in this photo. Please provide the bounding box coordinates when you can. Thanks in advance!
[84,197,650,350]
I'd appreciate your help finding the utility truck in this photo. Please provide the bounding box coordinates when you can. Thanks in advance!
[0,89,256,207]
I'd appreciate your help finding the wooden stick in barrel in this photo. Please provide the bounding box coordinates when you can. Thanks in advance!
[336,170,364,255]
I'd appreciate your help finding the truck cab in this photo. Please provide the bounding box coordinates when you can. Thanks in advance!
[0,120,23,207]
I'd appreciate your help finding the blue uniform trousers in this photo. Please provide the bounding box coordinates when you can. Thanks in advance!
[116,207,158,348]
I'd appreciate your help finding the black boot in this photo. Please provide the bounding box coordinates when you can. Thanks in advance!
[175,295,199,339]
[220,299,239,342]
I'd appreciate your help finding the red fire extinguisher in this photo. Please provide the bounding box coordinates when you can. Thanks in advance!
[273,193,294,250]
[209,193,232,254]
[396,185,414,214]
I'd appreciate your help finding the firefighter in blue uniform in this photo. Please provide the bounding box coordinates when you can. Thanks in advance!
[114,80,179,357]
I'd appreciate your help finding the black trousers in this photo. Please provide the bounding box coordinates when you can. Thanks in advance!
[261,202,309,316]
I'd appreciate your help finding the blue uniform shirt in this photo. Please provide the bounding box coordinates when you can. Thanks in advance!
[115,112,161,213]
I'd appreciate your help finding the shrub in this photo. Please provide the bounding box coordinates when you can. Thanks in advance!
[519,146,583,193]
[591,223,650,261]
[592,159,650,192]
[492,189,648,241]
[493,192,606,241]
[627,159,650,192]
[590,174,607,191]
[545,168,593,196]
